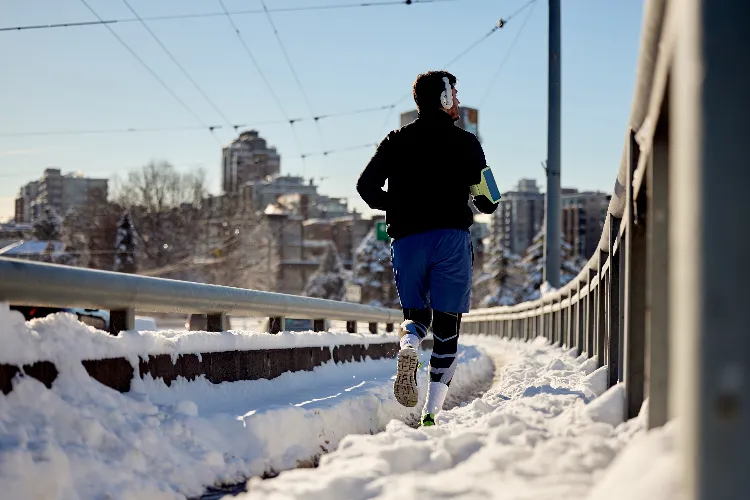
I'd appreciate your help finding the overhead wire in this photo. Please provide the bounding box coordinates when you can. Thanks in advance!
[77,0,221,145]
[259,0,327,174]
[0,0,468,32]
[478,0,538,106]
[376,0,539,138]
[215,0,306,163]
[120,0,234,128]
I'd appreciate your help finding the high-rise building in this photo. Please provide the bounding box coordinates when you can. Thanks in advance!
[15,168,108,222]
[491,179,545,256]
[562,190,611,259]
[222,130,281,193]
[399,107,480,140]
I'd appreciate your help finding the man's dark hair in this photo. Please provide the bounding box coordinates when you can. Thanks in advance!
[412,71,457,113]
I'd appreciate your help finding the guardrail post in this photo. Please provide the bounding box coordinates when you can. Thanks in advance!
[624,131,647,419]
[608,216,622,388]
[576,282,584,356]
[109,308,135,335]
[646,120,669,429]
[269,316,285,334]
[368,322,378,334]
[346,321,357,333]
[565,293,573,348]
[587,268,596,358]
[597,250,607,368]
[206,313,227,332]
[672,3,750,494]
[313,319,326,332]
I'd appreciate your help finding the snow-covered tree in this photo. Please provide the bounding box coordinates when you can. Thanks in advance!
[114,211,138,273]
[304,243,347,301]
[475,236,522,308]
[476,224,587,307]
[33,206,63,241]
[513,227,588,302]
[351,228,399,308]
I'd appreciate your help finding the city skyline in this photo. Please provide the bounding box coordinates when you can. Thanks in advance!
[0,0,643,221]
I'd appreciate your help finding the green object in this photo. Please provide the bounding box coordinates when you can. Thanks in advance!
[421,413,436,427]
[469,167,502,203]
[375,220,390,242]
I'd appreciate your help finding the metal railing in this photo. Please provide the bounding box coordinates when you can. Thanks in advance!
[0,257,401,335]
[464,1,749,498]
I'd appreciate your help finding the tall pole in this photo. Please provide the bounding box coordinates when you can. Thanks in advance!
[544,0,561,288]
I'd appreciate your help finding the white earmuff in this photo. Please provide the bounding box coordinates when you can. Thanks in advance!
[440,76,453,109]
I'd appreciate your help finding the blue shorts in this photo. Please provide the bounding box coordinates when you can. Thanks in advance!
[391,229,473,313]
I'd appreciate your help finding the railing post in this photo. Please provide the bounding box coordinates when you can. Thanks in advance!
[607,216,622,388]
[313,319,327,332]
[672,3,750,495]
[624,131,647,419]
[597,250,607,368]
[109,308,135,335]
[576,287,585,356]
[206,313,228,332]
[565,293,573,348]
[587,268,596,358]
[646,118,670,429]
[346,321,357,333]
[269,316,285,334]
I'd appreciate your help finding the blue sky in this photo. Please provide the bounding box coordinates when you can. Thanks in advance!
[0,0,644,221]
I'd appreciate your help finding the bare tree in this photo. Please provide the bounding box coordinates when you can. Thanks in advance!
[112,161,206,271]
[194,193,278,291]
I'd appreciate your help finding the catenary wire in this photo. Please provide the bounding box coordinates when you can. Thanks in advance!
[0,0,469,32]
[216,0,305,161]
[259,0,327,171]
[77,0,221,144]
[376,0,539,138]
[479,0,538,106]
[120,0,234,127]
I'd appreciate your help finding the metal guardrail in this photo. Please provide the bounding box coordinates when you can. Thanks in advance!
[464,1,750,498]
[0,257,401,335]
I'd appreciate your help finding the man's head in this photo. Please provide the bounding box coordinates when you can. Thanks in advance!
[412,71,460,121]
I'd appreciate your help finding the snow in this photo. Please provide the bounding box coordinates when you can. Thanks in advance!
[0,312,492,499]
[0,304,680,499]
[241,336,654,500]
[0,303,398,366]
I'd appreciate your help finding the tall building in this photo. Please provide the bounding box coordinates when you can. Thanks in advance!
[491,179,545,256]
[399,107,480,139]
[222,130,281,193]
[15,168,108,222]
[562,190,611,259]
[240,176,318,212]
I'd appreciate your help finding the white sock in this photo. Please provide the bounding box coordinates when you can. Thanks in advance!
[400,333,421,350]
[424,381,449,415]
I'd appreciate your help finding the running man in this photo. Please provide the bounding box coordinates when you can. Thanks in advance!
[356,70,500,426]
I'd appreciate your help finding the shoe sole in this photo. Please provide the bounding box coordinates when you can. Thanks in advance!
[394,348,419,407]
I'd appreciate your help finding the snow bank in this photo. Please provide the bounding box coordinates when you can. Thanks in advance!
[243,336,649,499]
[0,310,493,499]
[0,303,397,366]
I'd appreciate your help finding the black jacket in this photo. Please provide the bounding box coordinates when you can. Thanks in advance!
[357,109,498,240]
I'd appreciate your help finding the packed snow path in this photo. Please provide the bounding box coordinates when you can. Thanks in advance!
[237,336,675,500]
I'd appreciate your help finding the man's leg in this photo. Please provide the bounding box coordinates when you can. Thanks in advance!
[422,230,472,424]
[391,235,433,407]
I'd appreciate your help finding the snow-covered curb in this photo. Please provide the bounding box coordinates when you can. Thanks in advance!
[242,336,650,499]
[0,326,493,499]
[0,303,398,366]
